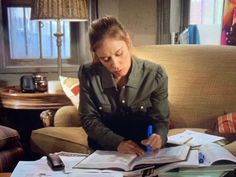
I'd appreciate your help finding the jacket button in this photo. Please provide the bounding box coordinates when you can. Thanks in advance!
[122,100,125,104]
[140,106,144,109]
[99,106,102,110]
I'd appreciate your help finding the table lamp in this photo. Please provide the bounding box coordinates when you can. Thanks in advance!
[31,0,88,76]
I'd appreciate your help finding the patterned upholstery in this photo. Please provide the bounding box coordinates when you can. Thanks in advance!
[0,125,24,172]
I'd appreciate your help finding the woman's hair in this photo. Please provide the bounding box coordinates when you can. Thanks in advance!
[89,16,129,62]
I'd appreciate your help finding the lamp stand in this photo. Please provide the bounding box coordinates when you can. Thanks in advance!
[54,19,64,76]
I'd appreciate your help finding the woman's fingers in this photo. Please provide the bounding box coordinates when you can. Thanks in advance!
[117,135,162,155]
[117,140,145,155]
[141,133,162,151]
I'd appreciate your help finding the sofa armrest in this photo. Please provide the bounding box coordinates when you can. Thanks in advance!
[53,106,81,127]
[0,125,24,172]
[224,141,236,156]
[0,125,22,150]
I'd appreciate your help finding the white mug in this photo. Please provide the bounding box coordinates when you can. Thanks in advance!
[47,80,63,94]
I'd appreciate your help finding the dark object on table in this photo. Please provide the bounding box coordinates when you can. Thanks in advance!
[20,75,35,93]
[47,153,65,171]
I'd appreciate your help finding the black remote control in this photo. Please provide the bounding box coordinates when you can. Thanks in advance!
[47,153,65,171]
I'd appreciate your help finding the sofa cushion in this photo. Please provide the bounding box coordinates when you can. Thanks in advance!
[54,106,81,127]
[0,126,21,150]
[224,141,236,156]
[31,127,90,155]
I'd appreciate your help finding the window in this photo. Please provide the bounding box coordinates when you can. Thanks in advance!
[189,0,224,44]
[7,7,70,59]
[0,0,90,73]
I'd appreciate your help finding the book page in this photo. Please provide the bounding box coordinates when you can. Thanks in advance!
[199,143,236,167]
[75,150,137,171]
[56,151,88,173]
[156,150,199,174]
[131,145,190,169]
[167,130,225,147]
[156,149,199,174]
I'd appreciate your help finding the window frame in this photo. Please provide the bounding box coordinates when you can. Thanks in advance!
[0,0,89,74]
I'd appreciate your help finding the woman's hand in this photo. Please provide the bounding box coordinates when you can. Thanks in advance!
[117,140,145,156]
[141,133,162,152]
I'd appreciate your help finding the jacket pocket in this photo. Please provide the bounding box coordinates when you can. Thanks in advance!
[97,103,112,116]
[130,99,152,113]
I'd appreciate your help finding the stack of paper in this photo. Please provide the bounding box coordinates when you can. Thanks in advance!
[11,152,123,177]
[167,130,225,147]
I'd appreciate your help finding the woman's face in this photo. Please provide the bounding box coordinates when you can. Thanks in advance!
[95,37,132,79]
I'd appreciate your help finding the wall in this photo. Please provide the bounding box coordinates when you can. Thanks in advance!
[0,0,157,86]
[170,0,180,33]
[98,0,157,46]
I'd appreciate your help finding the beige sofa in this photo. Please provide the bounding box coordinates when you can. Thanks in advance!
[31,45,236,156]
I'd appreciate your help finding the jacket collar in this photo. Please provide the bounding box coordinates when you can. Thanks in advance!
[100,56,141,89]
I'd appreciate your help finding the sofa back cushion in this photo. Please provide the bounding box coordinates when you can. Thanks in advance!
[132,45,236,129]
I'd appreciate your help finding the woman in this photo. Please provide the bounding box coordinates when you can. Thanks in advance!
[78,16,169,155]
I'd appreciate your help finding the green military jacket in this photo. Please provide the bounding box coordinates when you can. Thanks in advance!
[78,56,169,150]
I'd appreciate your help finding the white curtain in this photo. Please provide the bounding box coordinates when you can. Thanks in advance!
[189,0,224,44]
[190,0,223,25]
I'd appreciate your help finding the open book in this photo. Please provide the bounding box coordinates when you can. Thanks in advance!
[198,143,236,167]
[74,145,190,172]
[149,143,236,176]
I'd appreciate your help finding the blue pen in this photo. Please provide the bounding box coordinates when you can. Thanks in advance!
[198,152,205,163]
[146,125,153,154]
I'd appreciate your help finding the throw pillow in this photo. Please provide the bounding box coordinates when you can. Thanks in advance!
[207,112,236,143]
[59,76,80,109]
[218,112,236,133]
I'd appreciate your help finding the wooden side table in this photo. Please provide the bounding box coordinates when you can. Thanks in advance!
[0,86,72,110]
[0,86,72,160]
